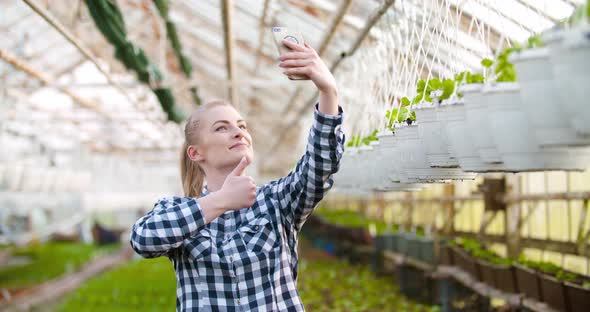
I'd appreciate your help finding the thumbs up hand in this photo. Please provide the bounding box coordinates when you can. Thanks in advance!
[218,157,257,211]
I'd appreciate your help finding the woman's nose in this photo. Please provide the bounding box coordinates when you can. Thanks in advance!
[232,127,245,138]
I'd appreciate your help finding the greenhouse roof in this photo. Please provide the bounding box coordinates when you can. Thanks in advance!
[0,0,585,176]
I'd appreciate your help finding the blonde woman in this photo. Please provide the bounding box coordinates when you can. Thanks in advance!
[130,39,345,311]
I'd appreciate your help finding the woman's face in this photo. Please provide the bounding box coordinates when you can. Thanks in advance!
[192,105,254,170]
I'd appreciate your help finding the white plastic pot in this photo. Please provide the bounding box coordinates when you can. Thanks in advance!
[547,25,590,138]
[463,84,503,163]
[512,46,590,146]
[396,125,475,182]
[376,132,430,191]
[486,82,590,171]
[415,104,459,168]
[439,100,504,172]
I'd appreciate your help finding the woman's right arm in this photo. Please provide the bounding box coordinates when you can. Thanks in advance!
[130,194,225,258]
[130,159,256,258]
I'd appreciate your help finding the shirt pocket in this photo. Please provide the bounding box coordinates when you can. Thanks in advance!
[185,229,214,261]
[239,216,278,254]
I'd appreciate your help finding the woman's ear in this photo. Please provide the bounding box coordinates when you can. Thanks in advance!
[187,145,205,162]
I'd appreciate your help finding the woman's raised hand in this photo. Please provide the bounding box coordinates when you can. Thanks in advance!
[218,157,257,211]
[278,40,338,94]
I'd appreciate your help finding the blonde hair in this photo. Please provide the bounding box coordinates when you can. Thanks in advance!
[181,100,232,197]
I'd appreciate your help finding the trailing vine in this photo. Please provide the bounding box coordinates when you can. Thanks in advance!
[85,0,185,123]
[152,0,201,106]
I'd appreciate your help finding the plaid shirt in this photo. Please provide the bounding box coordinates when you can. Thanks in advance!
[130,105,344,311]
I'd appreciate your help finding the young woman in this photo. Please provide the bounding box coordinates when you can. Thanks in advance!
[130,39,345,311]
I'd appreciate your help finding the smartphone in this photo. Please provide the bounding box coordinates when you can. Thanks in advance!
[271,26,309,80]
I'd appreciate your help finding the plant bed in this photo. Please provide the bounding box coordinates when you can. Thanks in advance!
[539,273,569,312]
[416,236,435,265]
[476,259,518,294]
[494,264,518,294]
[0,242,120,291]
[451,246,481,281]
[565,281,590,312]
[514,264,543,302]
[438,244,454,266]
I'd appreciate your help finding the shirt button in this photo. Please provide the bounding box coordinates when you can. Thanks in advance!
[224,214,230,220]
[229,256,233,262]
[236,299,240,305]
[254,225,260,231]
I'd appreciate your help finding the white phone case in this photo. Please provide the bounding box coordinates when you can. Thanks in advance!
[271,27,308,80]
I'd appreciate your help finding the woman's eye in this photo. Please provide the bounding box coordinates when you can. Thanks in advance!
[239,125,248,130]
[216,126,227,131]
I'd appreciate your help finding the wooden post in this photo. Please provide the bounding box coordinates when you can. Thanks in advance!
[221,0,239,107]
[442,184,455,236]
[505,175,522,259]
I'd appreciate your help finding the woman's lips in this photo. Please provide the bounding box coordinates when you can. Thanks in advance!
[230,143,248,150]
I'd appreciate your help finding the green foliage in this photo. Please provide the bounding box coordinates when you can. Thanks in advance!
[517,255,579,282]
[494,46,521,82]
[84,0,187,122]
[480,58,494,69]
[314,208,394,235]
[346,130,378,148]
[153,0,201,106]
[453,237,513,266]
[298,257,440,311]
[58,257,176,311]
[527,34,544,49]
[0,242,120,289]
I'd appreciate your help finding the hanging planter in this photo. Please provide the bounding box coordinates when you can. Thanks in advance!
[512,46,590,147]
[547,25,590,137]
[439,99,504,172]
[396,124,475,182]
[486,82,590,171]
[463,84,504,164]
[414,104,459,168]
[376,132,426,191]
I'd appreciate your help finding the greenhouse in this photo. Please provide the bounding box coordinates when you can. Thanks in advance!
[1,0,590,311]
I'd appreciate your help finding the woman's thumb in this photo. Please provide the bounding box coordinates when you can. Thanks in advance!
[229,156,249,176]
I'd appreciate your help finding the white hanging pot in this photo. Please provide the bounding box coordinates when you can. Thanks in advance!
[335,148,358,190]
[375,132,428,191]
[415,104,459,168]
[486,82,590,171]
[377,132,403,183]
[356,145,377,191]
[547,25,590,138]
[513,45,590,146]
[464,84,503,163]
[439,99,504,172]
[396,124,476,182]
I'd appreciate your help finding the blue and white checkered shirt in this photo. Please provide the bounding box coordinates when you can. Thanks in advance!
[130,105,345,311]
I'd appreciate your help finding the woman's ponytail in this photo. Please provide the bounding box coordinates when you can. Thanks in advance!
[180,141,205,197]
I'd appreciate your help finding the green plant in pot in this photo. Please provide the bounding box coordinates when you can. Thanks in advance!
[385,97,416,132]
[516,255,581,311]
[346,130,378,148]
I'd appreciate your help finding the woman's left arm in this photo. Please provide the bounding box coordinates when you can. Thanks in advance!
[267,40,345,230]
[279,39,339,116]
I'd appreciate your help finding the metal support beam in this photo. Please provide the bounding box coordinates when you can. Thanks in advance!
[21,0,146,116]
